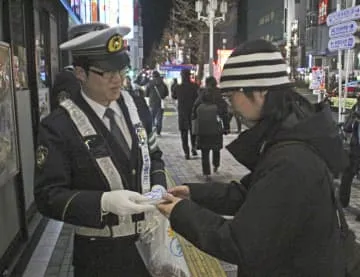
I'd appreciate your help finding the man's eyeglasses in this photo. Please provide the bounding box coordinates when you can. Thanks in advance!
[89,67,128,80]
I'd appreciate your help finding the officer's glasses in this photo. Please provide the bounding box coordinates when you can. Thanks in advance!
[89,67,128,80]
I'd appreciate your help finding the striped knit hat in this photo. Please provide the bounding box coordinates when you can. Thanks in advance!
[220,39,291,92]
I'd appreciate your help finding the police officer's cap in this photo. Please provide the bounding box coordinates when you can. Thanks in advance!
[60,26,130,71]
[68,22,110,39]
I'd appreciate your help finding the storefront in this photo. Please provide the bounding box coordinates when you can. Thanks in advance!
[0,0,79,275]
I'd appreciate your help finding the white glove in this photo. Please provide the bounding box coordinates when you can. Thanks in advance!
[101,190,156,216]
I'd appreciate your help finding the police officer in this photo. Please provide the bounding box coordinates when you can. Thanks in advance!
[34,25,166,276]
[51,22,109,109]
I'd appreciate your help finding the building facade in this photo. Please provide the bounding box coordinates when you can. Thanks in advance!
[0,0,78,275]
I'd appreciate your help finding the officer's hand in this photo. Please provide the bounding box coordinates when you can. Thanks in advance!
[101,190,156,216]
[167,185,190,199]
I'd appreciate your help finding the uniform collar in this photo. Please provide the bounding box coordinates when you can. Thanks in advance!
[81,90,123,119]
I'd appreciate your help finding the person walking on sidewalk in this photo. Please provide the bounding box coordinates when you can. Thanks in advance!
[339,96,360,208]
[145,71,168,135]
[192,77,227,179]
[34,25,167,277]
[172,69,199,159]
[158,39,348,277]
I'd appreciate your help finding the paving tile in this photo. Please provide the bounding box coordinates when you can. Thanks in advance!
[22,261,48,277]
[30,246,55,262]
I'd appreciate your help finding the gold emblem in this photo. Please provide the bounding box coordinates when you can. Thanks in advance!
[36,145,48,168]
[106,34,124,53]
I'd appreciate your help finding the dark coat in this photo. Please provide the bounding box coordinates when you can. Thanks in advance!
[145,77,169,110]
[34,92,166,272]
[192,88,228,150]
[172,81,199,130]
[169,104,348,277]
[51,67,81,110]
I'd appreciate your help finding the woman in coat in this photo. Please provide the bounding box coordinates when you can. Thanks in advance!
[192,77,228,179]
[157,39,348,276]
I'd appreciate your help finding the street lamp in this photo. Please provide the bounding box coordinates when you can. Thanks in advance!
[195,0,228,76]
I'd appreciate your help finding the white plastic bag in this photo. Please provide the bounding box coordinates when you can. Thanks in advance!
[136,211,190,277]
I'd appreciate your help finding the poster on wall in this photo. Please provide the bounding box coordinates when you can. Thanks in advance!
[0,42,19,186]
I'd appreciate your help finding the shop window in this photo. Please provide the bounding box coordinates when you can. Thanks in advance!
[9,0,28,90]
[34,9,51,120]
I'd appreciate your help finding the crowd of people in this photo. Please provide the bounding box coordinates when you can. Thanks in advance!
[34,22,360,277]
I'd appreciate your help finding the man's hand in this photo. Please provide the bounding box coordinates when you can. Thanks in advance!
[167,185,190,199]
[157,193,183,218]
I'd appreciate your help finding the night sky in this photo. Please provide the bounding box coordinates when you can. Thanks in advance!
[140,0,172,64]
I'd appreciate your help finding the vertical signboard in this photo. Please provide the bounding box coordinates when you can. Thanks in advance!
[107,0,119,26]
[119,0,134,38]
[318,0,328,24]
[91,0,98,22]
[80,0,86,23]
[99,0,105,22]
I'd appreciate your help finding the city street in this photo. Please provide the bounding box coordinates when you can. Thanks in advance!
[22,94,360,277]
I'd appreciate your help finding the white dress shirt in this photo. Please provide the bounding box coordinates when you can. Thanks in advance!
[81,91,132,148]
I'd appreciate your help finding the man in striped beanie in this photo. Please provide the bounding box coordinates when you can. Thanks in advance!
[157,39,350,276]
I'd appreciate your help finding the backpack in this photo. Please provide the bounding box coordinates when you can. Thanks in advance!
[195,103,223,136]
[266,141,360,277]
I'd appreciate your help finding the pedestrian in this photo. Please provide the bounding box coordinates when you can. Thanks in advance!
[340,96,360,208]
[171,78,178,95]
[145,71,168,135]
[34,25,167,277]
[51,23,109,110]
[192,77,227,179]
[158,39,348,277]
[172,69,199,159]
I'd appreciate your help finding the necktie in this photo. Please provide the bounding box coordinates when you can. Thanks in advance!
[104,108,131,159]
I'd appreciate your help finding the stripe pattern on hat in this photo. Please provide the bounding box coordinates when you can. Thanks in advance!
[220,51,290,91]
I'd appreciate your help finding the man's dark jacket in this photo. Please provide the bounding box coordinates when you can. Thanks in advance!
[172,81,199,130]
[170,104,348,277]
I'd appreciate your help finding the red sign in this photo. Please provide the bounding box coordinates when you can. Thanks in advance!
[318,0,328,25]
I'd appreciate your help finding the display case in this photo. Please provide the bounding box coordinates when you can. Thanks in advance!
[0,42,19,186]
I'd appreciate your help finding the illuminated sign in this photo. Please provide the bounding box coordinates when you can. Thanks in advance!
[91,0,98,22]
[328,35,357,51]
[217,49,233,71]
[329,21,358,38]
[327,5,360,26]
[318,0,328,25]
[104,0,134,39]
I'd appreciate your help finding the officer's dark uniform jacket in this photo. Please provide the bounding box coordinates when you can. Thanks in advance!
[34,91,166,270]
[51,66,81,109]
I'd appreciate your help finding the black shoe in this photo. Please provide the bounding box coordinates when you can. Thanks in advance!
[204,175,211,181]
[214,167,219,173]
[192,149,198,156]
[185,154,190,160]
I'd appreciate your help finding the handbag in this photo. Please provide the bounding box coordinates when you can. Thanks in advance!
[192,118,199,135]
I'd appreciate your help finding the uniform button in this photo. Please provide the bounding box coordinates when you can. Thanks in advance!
[132,169,136,175]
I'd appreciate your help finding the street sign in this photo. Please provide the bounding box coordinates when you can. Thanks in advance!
[326,5,360,26]
[329,21,358,38]
[328,35,357,51]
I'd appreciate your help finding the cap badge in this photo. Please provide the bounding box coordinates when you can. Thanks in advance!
[107,34,124,53]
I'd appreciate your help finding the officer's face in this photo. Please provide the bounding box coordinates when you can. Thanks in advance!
[76,66,125,105]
